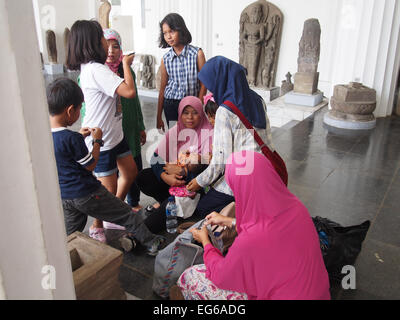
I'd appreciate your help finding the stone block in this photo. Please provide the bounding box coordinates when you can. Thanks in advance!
[44,63,64,75]
[285,90,323,107]
[67,232,126,300]
[252,86,280,102]
[294,72,319,95]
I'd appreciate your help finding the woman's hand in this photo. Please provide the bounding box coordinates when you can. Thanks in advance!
[161,172,185,187]
[163,163,183,176]
[187,178,201,192]
[204,212,233,228]
[190,226,211,247]
[157,117,165,132]
[140,131,146,146]
[122,54,134,66]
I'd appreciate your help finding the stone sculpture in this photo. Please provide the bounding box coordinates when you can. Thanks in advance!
[324,82,377,130]
[63,28,70,68]
[281,72,294,96]
[139,55,155,89]
[294,19,321,95]
[46,30,58,64]
[239,0,283,89]
[99,0,112,29]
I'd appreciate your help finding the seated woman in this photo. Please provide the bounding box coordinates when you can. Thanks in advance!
[136,96,213,233]
[187,56,275,218]
[177,150,331,300]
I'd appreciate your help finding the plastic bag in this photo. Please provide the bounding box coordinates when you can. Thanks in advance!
[312,216,370,285]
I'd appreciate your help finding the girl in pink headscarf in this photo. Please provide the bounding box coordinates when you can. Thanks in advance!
[177,150,330,300]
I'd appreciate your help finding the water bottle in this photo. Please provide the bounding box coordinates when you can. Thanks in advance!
[165,196,178,234]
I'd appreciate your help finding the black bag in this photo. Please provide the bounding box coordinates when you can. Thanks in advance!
[312,216,370,285]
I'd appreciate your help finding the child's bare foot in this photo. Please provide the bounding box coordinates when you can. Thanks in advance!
[132,205,143,212]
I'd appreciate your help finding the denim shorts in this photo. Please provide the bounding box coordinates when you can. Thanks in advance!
[94,137,132,177]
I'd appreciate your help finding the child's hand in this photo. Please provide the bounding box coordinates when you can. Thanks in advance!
[91,127,103,140]
[123,54,134,66]
[140,131,146,146]
[79,127,91,138]
[157,117,165,132]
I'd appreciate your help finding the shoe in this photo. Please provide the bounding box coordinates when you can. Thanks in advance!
[119,234,137,252]
[103,221,126,231]
[146,236,166,256]
[89,227,106,243]
[145,205,157,213]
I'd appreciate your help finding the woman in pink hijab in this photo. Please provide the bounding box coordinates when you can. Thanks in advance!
[136,96,213,233]
[177,150,330,300]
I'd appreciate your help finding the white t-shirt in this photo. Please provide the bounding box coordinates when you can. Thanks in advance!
[80,61,124,152]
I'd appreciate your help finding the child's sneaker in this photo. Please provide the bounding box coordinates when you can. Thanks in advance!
[146,236,166,256]
[119,234,137,252]
[89,227,106,243]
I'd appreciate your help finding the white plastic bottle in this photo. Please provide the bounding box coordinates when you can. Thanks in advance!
[165,196,178,234]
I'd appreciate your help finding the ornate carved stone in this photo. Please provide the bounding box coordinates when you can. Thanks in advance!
[46,30,58,64]
[99,0,112,29]
[329,82,376,121]
[294,19,321,95]
[281,72,294,95]
[139,55,155,89]
[239,0,283,89]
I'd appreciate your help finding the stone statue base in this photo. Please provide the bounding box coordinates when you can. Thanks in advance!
[323,112,376,130]
[44,63,64,75]
[285,90,323,107]
[294,72,319,95]
[252,86,280,102]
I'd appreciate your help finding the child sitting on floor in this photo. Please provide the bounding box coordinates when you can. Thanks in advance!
[47,77,164,256]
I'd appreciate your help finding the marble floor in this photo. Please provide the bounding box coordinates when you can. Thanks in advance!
[45,73,400,300]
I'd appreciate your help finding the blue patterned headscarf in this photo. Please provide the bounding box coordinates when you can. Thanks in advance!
[198,56,267,129]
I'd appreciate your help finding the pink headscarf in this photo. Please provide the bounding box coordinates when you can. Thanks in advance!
[104,28,124,74]
[203,151,331,300]
[155,96,214,163]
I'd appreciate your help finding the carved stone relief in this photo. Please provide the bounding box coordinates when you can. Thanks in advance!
[46,30,58,64]
[138,55,156,89]
[99,0,112,29]
[239,0,283,89]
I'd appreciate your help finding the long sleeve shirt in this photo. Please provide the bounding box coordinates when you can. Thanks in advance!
[196,102,274,196]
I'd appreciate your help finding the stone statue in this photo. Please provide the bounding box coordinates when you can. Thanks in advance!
[294,19,321,95]
[63,28,70,67]
[46,30,58,64]
[298,18,321,73]
[324,82,377,130]
[99,0,112,29]
[139,55,155,89]
[239,0,283,89]
[281,72,294,95]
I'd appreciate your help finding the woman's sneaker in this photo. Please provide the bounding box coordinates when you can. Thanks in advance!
[89,227,106,243]
[146,236,166,256]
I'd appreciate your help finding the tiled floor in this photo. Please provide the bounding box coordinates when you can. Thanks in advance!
[115,100,400,300]
[45,73,400,300]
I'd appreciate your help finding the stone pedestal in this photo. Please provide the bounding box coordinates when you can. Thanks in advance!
[44,63,64,75]
[294,72,319,95]
[252,86,280,102]
[285,90,323,107]
[324,82,377,130]
[67,232,126,300]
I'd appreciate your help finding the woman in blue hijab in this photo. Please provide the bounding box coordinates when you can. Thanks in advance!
[187,56,274,217]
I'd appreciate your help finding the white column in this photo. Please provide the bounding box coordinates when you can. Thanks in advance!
[0,0,75,299]
[329,0,400,117]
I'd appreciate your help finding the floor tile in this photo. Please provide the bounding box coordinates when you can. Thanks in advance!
[367,206,400,247]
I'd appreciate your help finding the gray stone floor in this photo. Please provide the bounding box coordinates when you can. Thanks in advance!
[45,73,400,300]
